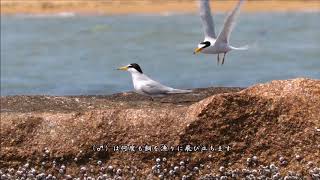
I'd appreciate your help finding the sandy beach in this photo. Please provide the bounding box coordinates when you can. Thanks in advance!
[1,0,320,15]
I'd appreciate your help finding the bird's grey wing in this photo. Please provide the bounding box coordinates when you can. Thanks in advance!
[216,0,244,44]
[140,81,172,96]
[199,0,216,39]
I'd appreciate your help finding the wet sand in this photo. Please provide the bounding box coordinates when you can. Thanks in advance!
[1,0,320,15]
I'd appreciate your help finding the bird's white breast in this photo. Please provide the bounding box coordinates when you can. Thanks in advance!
[131,73,149,95]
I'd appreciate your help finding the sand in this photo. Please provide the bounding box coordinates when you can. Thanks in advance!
[1,0,320,15]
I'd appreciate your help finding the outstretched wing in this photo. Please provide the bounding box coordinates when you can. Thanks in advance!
[216,0,244,44]
[199,0,216,39]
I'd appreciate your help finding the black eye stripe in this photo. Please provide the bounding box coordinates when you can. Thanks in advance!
[200,41,210,48]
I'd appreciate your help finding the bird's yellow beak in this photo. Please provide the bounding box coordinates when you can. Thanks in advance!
[193,47,203,54]
[117,66,129,71]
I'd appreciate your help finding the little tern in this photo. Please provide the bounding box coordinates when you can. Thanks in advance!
[117,63,192,97]
[193,0,248,65]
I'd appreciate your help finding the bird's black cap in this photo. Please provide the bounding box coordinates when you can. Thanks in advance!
[128,63,143,74]
[200,41,211,48]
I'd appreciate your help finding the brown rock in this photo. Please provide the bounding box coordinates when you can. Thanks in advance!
[0,78,319,178]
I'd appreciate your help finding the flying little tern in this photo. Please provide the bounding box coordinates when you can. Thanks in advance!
[117,63,192,97]
[194,0,248,65]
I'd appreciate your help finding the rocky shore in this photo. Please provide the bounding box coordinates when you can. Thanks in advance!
[0,78,319,179]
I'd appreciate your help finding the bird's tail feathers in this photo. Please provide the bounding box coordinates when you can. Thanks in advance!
[230,45,249,50]
[168,89,193,94]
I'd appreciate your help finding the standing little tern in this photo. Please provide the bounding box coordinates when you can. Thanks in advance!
[194,0,248,65]
[117,63,192,97]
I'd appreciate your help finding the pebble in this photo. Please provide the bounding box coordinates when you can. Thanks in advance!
[295,154,302,161]
[174,166,179,172]
[0,155,318,179]
[80,167,86,173]
[108,165,113,171]
[169,170,174,176]
[307,161,314,167]
[100,166,106,172]
[180,166,185,171]
[65,174,72,179]
[97,160,102,166]
[252,156,258,162]
[220,175,228,180]
[45,149,50,154]
[281,160,288,166]
[182,175,187,180]
[219,166,225,173]
[163,168,167,173]
[279,156,285,162]
[116,169,122,176]
[23,163,29,169]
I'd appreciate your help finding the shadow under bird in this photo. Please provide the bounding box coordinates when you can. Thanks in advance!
[117,63,192,98]
[194,0,248,65]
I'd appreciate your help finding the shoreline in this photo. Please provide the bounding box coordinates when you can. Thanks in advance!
[0,87,243,112]
[1,0,320,15]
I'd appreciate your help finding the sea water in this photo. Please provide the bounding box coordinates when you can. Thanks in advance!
[1,12,319,95]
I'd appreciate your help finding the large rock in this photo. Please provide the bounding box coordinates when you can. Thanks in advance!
[0,78,319,179]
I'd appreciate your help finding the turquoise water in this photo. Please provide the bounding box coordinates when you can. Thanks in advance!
[1,12,319,95]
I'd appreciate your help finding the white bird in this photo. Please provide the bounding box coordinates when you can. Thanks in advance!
[117,63,192,98]
[193,0,248,65]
